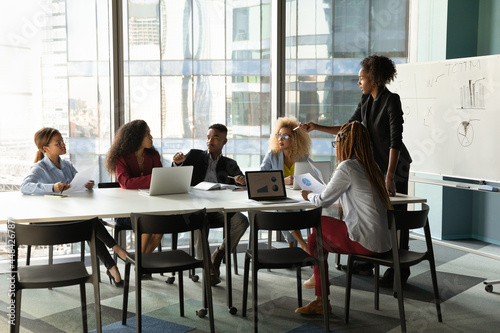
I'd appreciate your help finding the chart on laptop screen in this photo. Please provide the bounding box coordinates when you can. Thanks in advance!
[246,170,288,201]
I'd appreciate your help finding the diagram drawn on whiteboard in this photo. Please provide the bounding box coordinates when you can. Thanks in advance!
[459,78,486,109]
[457,120,479,147]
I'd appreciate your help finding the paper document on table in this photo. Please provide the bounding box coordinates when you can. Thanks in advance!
[294,173,326,193]
[66,167,93,193]
[308,160,326,184]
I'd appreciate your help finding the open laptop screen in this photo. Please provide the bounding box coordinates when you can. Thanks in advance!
[140,166,193,196]
[245,170,288,201]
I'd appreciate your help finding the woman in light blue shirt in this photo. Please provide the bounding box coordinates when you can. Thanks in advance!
[20,127,128,287]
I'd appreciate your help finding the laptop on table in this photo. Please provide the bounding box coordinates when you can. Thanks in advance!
[245,170,298,203]
[139,166,193,196]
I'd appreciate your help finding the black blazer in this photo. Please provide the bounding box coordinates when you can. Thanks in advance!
[349,87,412,180]
[174,149,244,186]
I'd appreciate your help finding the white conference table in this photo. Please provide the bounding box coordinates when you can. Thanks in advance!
[0,187,425,224]
[0,187,426,313]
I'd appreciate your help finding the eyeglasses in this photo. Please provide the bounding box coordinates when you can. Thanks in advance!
[275,134,290,140]
[48,140,66,147]
[331,140,339,148]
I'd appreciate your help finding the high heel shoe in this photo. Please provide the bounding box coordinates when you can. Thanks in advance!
[106,270,124,287]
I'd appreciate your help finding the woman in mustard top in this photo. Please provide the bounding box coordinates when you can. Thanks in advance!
[260,117,312,252]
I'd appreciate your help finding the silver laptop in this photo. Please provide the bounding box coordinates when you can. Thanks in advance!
[246,170,296,203]
[139,166,193,196]
[293,161,332,190]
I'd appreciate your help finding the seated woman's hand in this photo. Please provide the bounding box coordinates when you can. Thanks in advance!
[85,180,95,190]
[300,190,312,201]
[53,181,71,193]
[284,175,293,186]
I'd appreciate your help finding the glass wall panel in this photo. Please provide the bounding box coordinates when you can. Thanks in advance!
[285,0,408,164]
[0,0,113,191]
[126,0,271,169]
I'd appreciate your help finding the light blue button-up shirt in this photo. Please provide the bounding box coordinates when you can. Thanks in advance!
[20,155,78,195]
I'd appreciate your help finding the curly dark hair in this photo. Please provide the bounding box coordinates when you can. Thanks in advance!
[360,55,397,88]
[105,119,157,175]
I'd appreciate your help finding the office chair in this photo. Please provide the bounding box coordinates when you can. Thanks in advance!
[98,182,166,276]
[188,214,240,282]
[242,207,329,332]
[344,203,442,332]
[121,209,215,333]
[11,218,102,333]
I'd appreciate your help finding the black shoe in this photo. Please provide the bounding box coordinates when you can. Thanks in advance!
[106,270,124,287]
[140,273,153,280]
[209,263,221,286]
[211,246,225,278]
[342,261,374,276]
[379,268,410,287]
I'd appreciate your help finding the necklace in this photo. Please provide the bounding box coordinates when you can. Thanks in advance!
[136,152,145,176]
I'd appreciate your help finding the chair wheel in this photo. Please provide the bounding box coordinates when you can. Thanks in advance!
[485,284,493,292]
[196,308,207,318]
[166,276,175,284]
[228,306,238,315]
[191,275,199,282]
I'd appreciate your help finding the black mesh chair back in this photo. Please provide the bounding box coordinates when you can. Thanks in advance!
[97,182,120,189]
[11,218,102,333]
[345,203,442,332]
[97,181,164,263]
[121,208,215,333]
[242,206,330,332]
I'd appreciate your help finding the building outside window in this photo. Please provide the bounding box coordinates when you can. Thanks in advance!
[0,0,408,259]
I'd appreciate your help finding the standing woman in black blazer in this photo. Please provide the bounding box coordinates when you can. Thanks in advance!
[299,55,412,286]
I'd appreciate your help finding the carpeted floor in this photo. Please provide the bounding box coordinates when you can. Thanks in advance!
[1,237,500,332]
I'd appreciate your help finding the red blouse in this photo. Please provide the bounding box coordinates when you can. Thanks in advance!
[116,151,162,189]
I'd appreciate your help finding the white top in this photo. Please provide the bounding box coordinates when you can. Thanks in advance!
[307,158,391,253]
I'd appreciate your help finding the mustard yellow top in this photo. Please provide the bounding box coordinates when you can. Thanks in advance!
[284,163,294,178]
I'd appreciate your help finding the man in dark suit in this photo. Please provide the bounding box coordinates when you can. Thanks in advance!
[173,123,248,286]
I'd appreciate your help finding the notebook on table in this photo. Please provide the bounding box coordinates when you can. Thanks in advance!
[293,161,332,190]
[245,170,298,203]
[139,166,193,196]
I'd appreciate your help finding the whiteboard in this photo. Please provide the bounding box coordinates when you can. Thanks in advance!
[387,54,500,183]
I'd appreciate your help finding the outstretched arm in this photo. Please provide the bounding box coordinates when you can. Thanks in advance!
[299,122,341,135]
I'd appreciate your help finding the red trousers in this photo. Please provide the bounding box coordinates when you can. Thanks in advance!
[308,216,379,296]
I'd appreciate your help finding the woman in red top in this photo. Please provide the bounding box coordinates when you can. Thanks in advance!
[106,119,163,254]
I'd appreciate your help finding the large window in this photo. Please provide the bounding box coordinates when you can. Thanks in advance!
[284,0,408,164]
[0,0,113,190]
[0,0,408,190]
[124,0,271,170]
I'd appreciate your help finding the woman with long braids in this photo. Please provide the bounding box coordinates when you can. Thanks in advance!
[299,54,412,284]
[295,121,393,315]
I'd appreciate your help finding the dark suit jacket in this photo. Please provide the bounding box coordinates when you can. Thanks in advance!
[174,149,244,186]
[349,86,412,181]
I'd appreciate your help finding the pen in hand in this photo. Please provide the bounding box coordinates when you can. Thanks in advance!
[227,175,235,179]
[60,179,70,194]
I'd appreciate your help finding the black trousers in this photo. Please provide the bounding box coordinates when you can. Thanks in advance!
[94,220,118,270]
